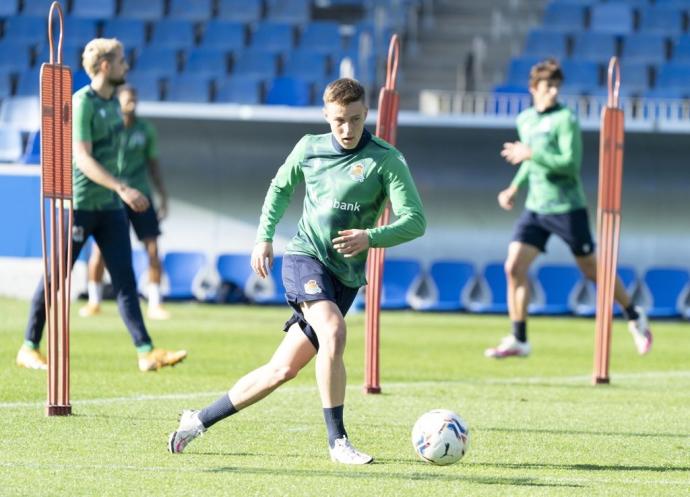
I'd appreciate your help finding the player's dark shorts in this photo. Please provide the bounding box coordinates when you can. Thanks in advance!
[124,197,161,241]
[281,254,359,350]
[512,208,595,256]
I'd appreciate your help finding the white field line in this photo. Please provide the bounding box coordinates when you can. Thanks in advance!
[1,370,689,410]
[0,461,687,487]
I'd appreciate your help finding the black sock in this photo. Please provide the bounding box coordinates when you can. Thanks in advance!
[624,305,639,321]
[323,405,347,448]
[512,321,527,343]
[198,394,237,429]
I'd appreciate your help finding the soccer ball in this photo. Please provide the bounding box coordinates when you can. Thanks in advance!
[411,409,470,465]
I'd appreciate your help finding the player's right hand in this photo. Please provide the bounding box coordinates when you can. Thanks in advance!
[251,242,273,279]
[118,184,150,213]
[497,186,517,211]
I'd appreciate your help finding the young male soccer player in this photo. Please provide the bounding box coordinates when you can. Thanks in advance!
[485,59,652,359]
[168,78,426,464]
[79,85,171,321]
[16,39,186,372]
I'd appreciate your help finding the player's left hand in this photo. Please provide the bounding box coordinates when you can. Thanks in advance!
[332,229,369,258]
[501,141,532,165]
[158,196,169,220]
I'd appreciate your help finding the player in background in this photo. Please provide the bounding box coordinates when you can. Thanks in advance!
[79,85,171,321]
[16,38,186,372]
[485,58,652,359]
[168,78,426,464]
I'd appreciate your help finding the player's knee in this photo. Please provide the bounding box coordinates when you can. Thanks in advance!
[271,364,298,385]
[504,259,525,281]
[318,323,347,357]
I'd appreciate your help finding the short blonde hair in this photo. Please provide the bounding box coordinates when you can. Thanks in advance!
[529,58,564,89]
[82,38,123,79]
[323,78,365,106]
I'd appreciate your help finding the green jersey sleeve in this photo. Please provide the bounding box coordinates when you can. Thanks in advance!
[530,112,582,172]
[73,93,93,143]
[255,137,307,243]
[366,152,426,248]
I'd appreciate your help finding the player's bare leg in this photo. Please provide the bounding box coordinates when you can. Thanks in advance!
[486,242,539,358]
[576,254,652,354]
[144,237,169,320]
[79,243,106,317]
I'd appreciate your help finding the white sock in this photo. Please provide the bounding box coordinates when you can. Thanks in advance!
[87,281,103,305]
[148,283,161,308]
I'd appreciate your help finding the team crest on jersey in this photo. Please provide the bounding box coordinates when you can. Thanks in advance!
[349,163,365,182]
[304,280,323,295]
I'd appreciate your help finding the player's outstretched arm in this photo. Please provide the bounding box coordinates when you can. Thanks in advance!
[251,241,274,279]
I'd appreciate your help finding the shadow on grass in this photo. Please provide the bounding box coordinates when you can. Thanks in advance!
[204,466,583,488]
[482,426,690,439]
[473,462,690,473]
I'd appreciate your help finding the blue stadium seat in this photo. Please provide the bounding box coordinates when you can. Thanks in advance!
[643,267,690,318]
[336,49,377,85]
[4,16,45,46]
[574,265,637,317]
[0,125,23,162]
[15,68,40,96]
[251,21,295,54]
[201,20,246,50]
[639,4,684,36]
[120,0,165,20]
[218,0,263,23]
[0,71,11,99]
[21,0,55,16]
[559,60,600,95]
[299,21,343,55]
[467,262,508,314]
[266,76,312,106]
[216,253,253,294]
[522,30,568,59]
[72,68,90,92]
[102,19,148,48]
[184,48,230,79]
[169,0,213,21]
[126,72,162,101]
[651,62,690,97]
[71,0,115,18]
[417,260,475,312]
[617,61,651,95]
[166,74,211,103]
[529,264,582,315]
[570,32,617,64]
[20,130,40,164]
[590,3,634,34]
[283,49,329,84]
[35,43,83,69]
[60,17,98,47]
[0,0,19,16]
[672,35,690,63]
[621,33,667,65]
[253,255,286,305]
[163,251,207,300]
[380,258,422,310]
[150,20,196,50]
[541,2,587,32]
[131,249,149,292]
[215,75,263,104]
[232,48,278,79]
[132,47,179,78]
[0,96,40,131]
[266,0,311,24]
[501,55,541,88]
[0,41,33,73]
[354,20,395,58]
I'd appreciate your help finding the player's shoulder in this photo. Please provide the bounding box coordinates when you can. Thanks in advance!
[555,104,578,123]
[73,84,94,104]
[516,107,537,124]
[136,117,156,132]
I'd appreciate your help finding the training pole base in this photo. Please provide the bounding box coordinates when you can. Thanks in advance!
[363,385,381,394]
[592,376,610,385]
[46,404,72,416]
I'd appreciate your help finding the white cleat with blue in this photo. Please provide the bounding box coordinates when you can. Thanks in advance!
[329,437,373,465]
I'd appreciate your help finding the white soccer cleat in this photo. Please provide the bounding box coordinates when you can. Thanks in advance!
[329,437,373,465]
[628,306,652,355]
[168,410,205,454]
[484,335,531,359]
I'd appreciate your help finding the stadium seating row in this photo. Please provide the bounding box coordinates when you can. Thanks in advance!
[126,250,690,319]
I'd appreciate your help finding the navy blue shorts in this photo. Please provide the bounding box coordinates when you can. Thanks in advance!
[512,208,595,256]
[125,198,161,241]
[281,254,359,350]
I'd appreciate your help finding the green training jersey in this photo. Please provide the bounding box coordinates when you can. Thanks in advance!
[510,103,586,214]
[72,85,125,210]
[256,131,426,288]
[120,118,158,197]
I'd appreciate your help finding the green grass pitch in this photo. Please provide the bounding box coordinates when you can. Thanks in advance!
[0,297,688,497]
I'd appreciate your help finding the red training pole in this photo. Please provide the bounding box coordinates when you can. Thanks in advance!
[363,34,401,395]
[593,57,624,386]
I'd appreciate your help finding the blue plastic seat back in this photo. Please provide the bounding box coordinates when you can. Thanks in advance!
[133,47,179,77]
[163,251,207,300]
[541,3,586,32]
[215,75,263,104]
[0,0,19,16]
[120,0,165,20]
[216,254,253,288]
[429,260,475,309]
[218,0,263,23]
[126,72,162,101]
[655,62,690,91]
[672,35,690,63]
[266,0,311,24]
[644,267,690,317]
[21,0,56,16]
[570,32,617,64]
[4,16,45,45]
[502,56,541,87]
[131,249,149,290]
[251,21,295,53]
[283,49,329,82]
[0,41,33,73]
[522,30,568,59]
[621,33,667,64]
[560,60,600,94]
[15,68,41,97]
[299,21,343,55]
[150,20,196,50]
[102,19,148,47]
[201,20,246,51]
[72,0,116,18]
[233,49,278,79]
[166,74,210,103]
[484,263,507,307]
[169,0,213,21]
[184,47,230,78]
[639,5,684,35]
[381,258,422,309]
[266,76,312,106]
[590,3,634,34]
[536,264,582,307]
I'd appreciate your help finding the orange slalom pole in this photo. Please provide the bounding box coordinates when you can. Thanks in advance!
[593,57,624,385]
[41,1,74,415]
[363,34,400,394]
